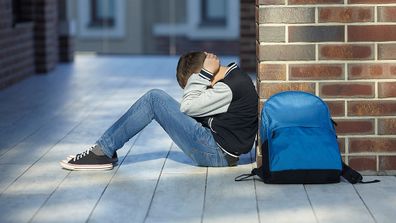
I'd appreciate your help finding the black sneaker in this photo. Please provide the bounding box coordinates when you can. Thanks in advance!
[67,152,118,163]
[60,147,114,170]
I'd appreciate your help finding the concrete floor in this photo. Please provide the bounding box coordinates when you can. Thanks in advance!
[0,55,395,223]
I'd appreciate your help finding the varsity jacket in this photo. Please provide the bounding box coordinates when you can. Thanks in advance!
[180,63,258,157]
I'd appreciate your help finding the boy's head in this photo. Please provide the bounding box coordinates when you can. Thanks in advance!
[176,51,206,89]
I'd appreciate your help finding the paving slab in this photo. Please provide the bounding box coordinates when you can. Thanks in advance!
[256,183,316,223]
[354,176,396,223]
[203,166,259,223]
[305,182,375,223]
[88,123,173,223]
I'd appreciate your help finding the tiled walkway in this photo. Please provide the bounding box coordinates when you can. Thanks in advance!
[0,55,395,223]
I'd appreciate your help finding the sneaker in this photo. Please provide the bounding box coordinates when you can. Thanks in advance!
[60,146,114,171]
[67,152,118,163]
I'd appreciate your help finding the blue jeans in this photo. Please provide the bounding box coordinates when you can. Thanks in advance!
[96,89,229,167]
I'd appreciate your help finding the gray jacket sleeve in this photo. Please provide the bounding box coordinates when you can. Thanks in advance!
[180,69,233,117]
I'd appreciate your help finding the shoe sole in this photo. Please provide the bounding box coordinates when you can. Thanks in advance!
[67,155,118,163]
[59,160,113,171]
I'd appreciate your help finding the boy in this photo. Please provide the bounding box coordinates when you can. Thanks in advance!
[60,52,258,170]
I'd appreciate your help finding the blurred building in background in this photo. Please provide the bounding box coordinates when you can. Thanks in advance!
[0,0,256,89]
[69,0,241,55]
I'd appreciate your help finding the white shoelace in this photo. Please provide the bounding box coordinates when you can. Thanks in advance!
[73,146,94,161]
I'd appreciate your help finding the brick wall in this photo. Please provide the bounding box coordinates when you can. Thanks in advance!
[12,0,59,73]
[240,0,256,73]
[33,0,59,73]
[59,35,74,62]
[256,0,396,174]
[0,0,35,89]
[0,0,73,89]
[58,0,74,62]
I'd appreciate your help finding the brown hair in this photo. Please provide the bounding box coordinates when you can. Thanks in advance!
[176,51,206,88]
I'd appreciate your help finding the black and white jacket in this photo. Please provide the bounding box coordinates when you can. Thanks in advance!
[180,63,258,157]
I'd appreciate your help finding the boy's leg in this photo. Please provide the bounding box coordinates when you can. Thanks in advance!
[60,88,229,170]
[96,89,229,167]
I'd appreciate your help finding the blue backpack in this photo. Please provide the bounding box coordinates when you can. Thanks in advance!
[236,91,379,184]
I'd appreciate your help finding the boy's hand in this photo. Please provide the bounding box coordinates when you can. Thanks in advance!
[203,52,220,75]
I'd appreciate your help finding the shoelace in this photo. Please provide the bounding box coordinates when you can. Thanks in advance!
[73,146,94,161]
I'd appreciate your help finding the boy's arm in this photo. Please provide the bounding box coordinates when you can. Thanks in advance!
[180,69,232,117]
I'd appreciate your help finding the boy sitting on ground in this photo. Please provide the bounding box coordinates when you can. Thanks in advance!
[60,52,258,170]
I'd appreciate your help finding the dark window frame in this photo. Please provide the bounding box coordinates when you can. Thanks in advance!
[200,0,227,27]
[89,0,115,28]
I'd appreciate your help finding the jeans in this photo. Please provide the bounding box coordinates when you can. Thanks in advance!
[96,89,229,167]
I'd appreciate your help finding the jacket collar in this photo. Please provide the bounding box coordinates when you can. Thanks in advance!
[225,62,238,77]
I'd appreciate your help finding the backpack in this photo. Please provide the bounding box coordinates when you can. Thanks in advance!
[236,91,379,184]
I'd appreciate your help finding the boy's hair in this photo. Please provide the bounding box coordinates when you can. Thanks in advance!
[176,52,206,88]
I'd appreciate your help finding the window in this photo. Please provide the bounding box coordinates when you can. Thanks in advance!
[200,0,226,27]
[153,0,239,40]
[77,0,125,39]
[89,0,115,28]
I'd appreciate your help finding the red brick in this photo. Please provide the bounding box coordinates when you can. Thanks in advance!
[378,44,396,60]
[320,83,374,98]
[319,7,374,23]
[348,101,396,116]
[258,26,285,43]
[289,64,344,80]
[257,7,315,24]
[348,26,396,42]
[258,64,286,80]
[289,0,342,3]
[256,0,285,5]
[259,45,315,61]
[378,82,396,98]
[349,0,396,3]
[333,119,375,135]
[349,156,377,172]
[349,138,396,153]
[325,100,345,117]
[348,63,396,79]
[338,138,346,153]
[378,6,396,22]
[259,82,315,98]
[289,26,344,42]
[378,118,396,135]
[319,44,373,60]
[379,156,396,171]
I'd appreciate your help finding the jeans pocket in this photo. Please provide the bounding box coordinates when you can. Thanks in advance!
[189,147,227,167]
[194,128,217,151]
[190,127,228,167]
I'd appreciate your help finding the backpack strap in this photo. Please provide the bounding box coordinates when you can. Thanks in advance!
[234,172,254,182]
[235,140,267,182]
[235,168,261,182]
[342,162,380,184]
[332,120,380,184]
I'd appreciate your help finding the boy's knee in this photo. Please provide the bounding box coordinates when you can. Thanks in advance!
[144,89,171,103]
[147,89,166,97]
